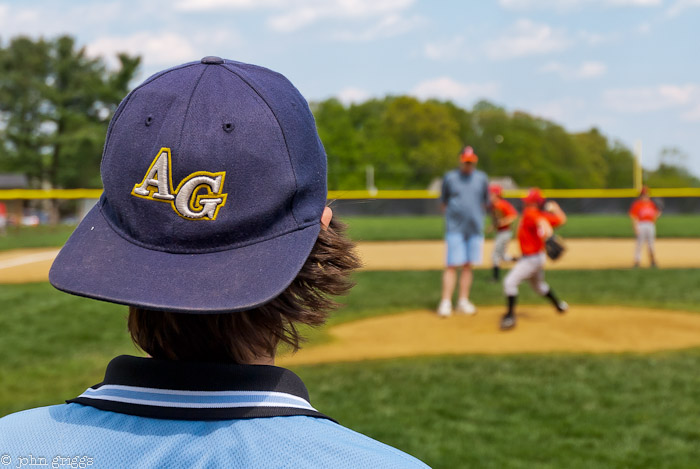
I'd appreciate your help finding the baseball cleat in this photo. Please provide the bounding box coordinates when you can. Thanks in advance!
[457,298,477,315]
[437,299,452,318]
[500,314,516,330]
[556,301,569,314]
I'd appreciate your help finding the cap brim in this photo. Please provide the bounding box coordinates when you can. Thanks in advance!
[49,204,320,313]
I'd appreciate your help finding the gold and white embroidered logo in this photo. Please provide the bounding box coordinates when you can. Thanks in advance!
[131,147,227,220]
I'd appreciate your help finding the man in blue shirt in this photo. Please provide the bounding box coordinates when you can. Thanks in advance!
[0,57,429,469]
[438,146,489,317]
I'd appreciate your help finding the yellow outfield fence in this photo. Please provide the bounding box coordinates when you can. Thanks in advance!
[0,187,699,200]
[328,188,700,199]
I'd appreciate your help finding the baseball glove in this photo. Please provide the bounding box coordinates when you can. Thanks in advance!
[545,235,565,260]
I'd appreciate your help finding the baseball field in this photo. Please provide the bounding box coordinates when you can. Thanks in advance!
[2,214,700,468]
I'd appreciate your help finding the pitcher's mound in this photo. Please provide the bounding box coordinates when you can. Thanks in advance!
[278,305,700,365]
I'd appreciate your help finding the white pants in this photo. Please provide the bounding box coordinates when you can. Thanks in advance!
[503,252,549,297]
[492,230,514,265]
[634,222,655,263]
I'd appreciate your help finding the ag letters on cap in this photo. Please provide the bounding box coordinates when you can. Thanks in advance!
[131,147,228,220]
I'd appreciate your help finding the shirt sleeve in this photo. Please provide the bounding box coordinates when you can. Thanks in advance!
[504,200,518,217]
[440,174,450,205]
[629,201,639,218]
[543,211,563,229]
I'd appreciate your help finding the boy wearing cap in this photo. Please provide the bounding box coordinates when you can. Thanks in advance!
[487,183,518,282]
[437,146,489,318]
[629,186,661,268]
[500,188,568,330]
[0,57,429,469]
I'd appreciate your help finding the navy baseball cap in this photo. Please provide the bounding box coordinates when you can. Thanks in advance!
[49,57,327,313]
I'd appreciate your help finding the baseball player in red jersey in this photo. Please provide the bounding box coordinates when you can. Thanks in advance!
[500,188,568,330]
[487,183,518,282]
[629,186,661,268]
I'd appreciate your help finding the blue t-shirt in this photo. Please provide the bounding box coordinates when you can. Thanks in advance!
[440,168,489,236]
[0,356,429,469]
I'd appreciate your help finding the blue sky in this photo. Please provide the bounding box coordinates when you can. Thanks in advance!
[2,0,699,179]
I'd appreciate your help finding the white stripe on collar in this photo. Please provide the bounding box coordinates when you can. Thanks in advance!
[78,384,317,411]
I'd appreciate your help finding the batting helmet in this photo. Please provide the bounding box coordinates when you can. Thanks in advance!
[523,188,545,205]
[488,183,503,197]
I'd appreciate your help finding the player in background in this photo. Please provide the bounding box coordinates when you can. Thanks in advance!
[500,188,568,331]
[437,146,489,318]
[0,201,7,236]
[629,186,661,268]
[487,183,518,282]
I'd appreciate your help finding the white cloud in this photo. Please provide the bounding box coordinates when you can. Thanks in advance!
[411,77,499,102]
[499,0,661,10]
[337,87,371,105]
[0,4,59,37]
[175,0,416,33]
[485,19,571,60]
[577,30,616,45]
[87,32,198,68]
[332,14,424,42]
[636,22,652,34]
[603,84,700,114]
[681,104,700,121]
[666,0,700,17]
[423,36,471,61]
[269,0,416,32]
[0,3,142,42]
[579,61,607,77]
[176,0,285,10]
[529,97,587,122]
[541,61,607,79]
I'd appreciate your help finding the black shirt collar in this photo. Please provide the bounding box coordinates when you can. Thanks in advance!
[67,355,334,422]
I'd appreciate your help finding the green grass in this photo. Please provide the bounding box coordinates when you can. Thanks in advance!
[344,214,700,241]
[3,270,700,468]
[0,225,75,251]
[336,268,700,323]
[295,352,700,469]
[0,214,697,250]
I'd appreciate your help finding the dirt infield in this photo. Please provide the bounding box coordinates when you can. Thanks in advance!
[0,248,61,284]
[3,242,700,363]
[278,305,700,365]
[2,238,698,284]
[358,238,700,270]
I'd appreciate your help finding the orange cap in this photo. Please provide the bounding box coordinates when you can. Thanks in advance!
[460,146,478,163]
[523,188,545,205]
[488,183,502,196]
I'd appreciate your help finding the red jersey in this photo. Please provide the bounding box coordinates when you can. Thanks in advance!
[491,198,518,231]
[629,199,659,223]
[518,206,563,256]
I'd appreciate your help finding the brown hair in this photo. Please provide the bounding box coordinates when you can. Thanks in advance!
[128,217,361,363]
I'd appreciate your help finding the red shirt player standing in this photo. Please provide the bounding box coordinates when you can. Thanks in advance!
[629,186,661,267]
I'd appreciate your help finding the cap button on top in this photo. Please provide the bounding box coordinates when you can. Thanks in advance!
[201,56,224,65]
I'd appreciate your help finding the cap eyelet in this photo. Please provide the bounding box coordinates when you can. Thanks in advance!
[222,122,234,133]
[145,115,154,127]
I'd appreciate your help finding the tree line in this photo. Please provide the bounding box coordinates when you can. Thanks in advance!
[1,35,698,196]
[313,97,699,190]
